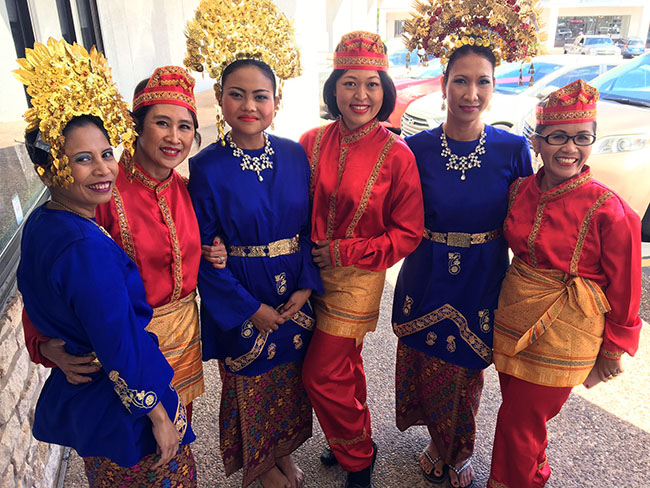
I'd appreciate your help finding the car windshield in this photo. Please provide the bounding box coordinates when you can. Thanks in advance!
[585,37,613,46]
[412,63,443,79]
[494,62,562,94]
[628,39,644,47]
[591,53,650,105]
[388,48,435,67]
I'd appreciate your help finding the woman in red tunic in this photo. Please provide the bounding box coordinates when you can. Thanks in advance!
[300,31,424,488]
[489,80,642,487]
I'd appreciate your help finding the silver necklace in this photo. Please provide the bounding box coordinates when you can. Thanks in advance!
[50,200,113,239]
[226,132,274,182]
[440,129,487,180]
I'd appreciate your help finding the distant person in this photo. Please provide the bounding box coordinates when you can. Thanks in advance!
[489,80,642,487]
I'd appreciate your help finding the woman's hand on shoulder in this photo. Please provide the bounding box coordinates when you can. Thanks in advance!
[278,289,312,322]
[201,236,228,269]
[148,402,180,470]
[250,303,282,333]
[312,240,333,269]
[40,338,100,385]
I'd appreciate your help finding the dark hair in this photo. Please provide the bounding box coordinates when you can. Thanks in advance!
[25,115,108,167]
[322,69,397,122]
[442,45,496,86]
[131,78,201,147]
[221,59,277,96]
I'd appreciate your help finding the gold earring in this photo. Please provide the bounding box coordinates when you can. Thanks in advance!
[441,96,446,111]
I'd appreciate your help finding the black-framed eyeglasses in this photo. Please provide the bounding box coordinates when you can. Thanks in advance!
[534,132,597,146]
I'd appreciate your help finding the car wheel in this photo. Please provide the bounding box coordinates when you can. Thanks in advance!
[642,205,650,242]
[563,49,567,54]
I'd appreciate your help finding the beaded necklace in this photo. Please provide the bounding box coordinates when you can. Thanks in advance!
[50,200,113,239]
[440,128,487,181]
[226,131,275,182]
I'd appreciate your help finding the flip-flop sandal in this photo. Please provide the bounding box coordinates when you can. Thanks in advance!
[421,450,448,484]
[447,458,473,488]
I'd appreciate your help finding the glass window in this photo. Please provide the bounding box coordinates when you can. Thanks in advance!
[494,62,562,94]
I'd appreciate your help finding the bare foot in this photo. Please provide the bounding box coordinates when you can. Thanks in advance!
[276,455,305,488]
[258,466,291,488]
[419,439,445,479]
[448,458,474,488]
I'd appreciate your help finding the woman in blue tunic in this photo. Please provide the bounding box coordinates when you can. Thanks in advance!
[15,38,195,488]
[188,59,322,488]
[391,44,532,488]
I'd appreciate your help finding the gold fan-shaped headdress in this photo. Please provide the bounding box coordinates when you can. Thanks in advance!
[14,38,135,187]
[184,0,302,142]
[403,0,544,67]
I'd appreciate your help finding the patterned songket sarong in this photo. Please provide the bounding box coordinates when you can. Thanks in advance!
[219,361,312,488]
[395,340,484,465]
[146,291,204,406]
[83,444,197,487]
[493,256,611,387]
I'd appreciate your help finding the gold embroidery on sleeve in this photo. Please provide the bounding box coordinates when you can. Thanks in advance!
[109,370,158,413]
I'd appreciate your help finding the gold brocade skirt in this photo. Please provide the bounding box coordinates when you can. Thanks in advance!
[146,291,205,406]
[493,257,611,387]
[312,266,386,345]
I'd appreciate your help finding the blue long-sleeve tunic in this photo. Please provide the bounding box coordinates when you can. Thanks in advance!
[17,205,194,467]
[189,134,323,376]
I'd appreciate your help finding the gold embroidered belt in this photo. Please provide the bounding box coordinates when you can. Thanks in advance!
[423,228,501,248]
[229,235,300,258]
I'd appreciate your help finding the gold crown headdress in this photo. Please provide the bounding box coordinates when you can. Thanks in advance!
[403,0,544,67]
[14,38,135,187]
[184,0,302,143]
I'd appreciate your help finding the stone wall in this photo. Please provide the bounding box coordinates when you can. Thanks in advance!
[0,291,63,488]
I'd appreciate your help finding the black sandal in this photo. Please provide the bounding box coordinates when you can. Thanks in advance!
[447,458,473,488]
[421,450,448,484]
[320,445,338,466]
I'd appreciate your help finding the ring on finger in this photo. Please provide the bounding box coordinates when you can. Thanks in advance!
[216,256,224,264]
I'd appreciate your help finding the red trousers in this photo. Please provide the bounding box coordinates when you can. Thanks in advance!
[302,329,374,472]
[488,373,572,488]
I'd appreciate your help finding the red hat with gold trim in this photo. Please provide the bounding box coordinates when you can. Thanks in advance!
[333,31,389,72]
[536,79,599,126]
[133,66,197,116]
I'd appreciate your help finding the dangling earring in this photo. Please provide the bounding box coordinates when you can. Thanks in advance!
[214,83,226,146]
[441,95,447,111]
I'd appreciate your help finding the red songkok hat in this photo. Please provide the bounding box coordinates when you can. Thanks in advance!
[536,79,599,126]
[333,31,389,72]
[132,66,197,115]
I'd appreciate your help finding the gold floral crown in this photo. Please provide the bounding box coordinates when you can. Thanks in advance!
[403,0,544,67]
[14,38,135,187]
[184,0,301,142]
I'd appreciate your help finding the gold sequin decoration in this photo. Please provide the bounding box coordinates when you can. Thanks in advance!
[403,296,414,316]
[446,335,457,353]
[293,334,303,350]
[108,370,158,413]
[478,309,491,333]
[275,272,287,296]
[448,252,461,275]
[241,320,255,339]
[267,343,277,360]
[426,331,437,346]
[229,235,300,258]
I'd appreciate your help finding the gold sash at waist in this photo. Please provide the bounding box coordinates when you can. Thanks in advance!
[229,234,300,258]
[493,256,611,387]
[146,291,204,405]
[423,227,501,248]
[312,266,386,345]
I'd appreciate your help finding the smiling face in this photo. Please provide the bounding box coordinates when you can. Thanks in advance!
[533,122,595,190]
[48,122,118,218]
[335,69,384,131]
[135,104,196,181]
[442,53,494,131]
[219,64,278,149]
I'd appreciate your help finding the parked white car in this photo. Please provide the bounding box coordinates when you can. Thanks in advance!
[512,53,650,240]
[400,55,623,137]
[564,35,621,56]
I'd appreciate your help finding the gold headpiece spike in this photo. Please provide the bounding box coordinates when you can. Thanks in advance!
[14,37,135,188]
[183,0,301,136]
[403,0,543,67]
